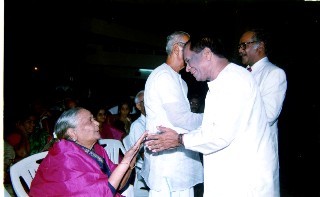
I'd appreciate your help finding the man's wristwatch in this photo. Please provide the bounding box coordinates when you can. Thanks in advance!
[178,134,184,145]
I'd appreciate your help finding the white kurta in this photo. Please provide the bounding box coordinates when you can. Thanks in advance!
[251,57,287,136]
[184,63,280,197]
[129,114,146,147]
[142,63,204,192]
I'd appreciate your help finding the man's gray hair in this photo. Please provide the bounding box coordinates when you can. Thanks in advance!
[165,31,190,55]
[134,90,144,104]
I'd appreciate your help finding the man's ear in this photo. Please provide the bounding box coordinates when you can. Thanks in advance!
[136,103,142,111]
[259,41,265,51]
[66,128,77,140]
[173,43,182,56]
[203,47,212,60]
[255,41,264,51]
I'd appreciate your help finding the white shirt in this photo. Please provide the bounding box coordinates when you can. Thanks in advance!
[251,57,287,135]
[142,63,204,191]
[184,63,280,197]
[128,114,146,176]
[129,114,146,147]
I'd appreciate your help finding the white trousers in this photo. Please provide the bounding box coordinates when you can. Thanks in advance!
[148,178,194,197]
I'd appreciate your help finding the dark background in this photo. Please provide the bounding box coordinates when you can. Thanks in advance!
[4,0,320,196]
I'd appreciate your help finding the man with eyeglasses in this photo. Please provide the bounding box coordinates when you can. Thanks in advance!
[142,31,203,197]
[145,34,280,197]
[238,28,287,139]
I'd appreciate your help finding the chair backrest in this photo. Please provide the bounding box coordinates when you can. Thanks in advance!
[122,135,132,151]
[99,139,126,164]
[10,151,48,197]
[122,136,149,197]
[99,138,134,197]
[3,186,12,197]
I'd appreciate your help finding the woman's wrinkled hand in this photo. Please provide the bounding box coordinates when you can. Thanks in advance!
[121,131,147,165]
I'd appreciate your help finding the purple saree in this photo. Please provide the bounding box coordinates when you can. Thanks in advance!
[29,139,125,197]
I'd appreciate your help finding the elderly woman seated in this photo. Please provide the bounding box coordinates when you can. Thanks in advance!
[29,107,146,197]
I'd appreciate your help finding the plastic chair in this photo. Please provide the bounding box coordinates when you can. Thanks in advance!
[122,135,132,151]
[122,136,149,197]
[99,139,126,164]
[3,186,12,197]
[10,151,48,197]
[98,139,135,196]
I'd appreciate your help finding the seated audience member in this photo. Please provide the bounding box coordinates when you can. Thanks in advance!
[6,109,52,162]
[89,103,125,140]
[30,98,55,135]
[108,96,137,115]
[127,90,147,186]
[29,107,147,197]
[112,99,133,135]
[3,140,16,196]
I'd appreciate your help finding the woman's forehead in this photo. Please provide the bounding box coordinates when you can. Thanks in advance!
[78,109,92,120]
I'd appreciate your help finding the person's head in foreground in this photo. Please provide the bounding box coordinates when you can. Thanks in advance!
[184,35,229,82]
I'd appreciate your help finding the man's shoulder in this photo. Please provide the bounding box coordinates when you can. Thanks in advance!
[145,65,173,86]
[130,117,145,130]
[151,64,170,75]
[259,58,286,75]
[264,62,286,76]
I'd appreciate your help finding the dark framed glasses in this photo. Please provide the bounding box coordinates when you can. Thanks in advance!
[238,41,259,50]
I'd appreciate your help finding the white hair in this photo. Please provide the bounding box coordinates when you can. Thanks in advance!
[134,90,144,104]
